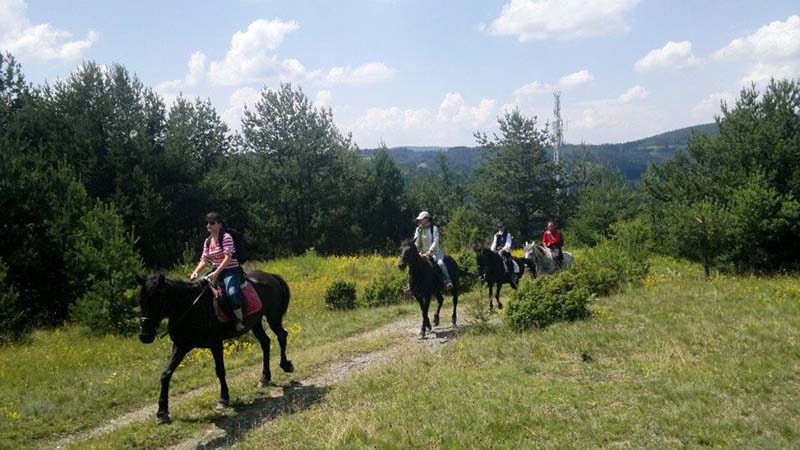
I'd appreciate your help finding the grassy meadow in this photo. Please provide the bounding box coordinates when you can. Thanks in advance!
[0,252,417,449]
[1,254,799,449]
[236,257,800,449]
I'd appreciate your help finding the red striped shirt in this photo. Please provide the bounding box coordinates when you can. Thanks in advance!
[202,232,239,269]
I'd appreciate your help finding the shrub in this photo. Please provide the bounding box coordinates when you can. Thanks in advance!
[569,218,651,297]
[506,273,591,331]
[452,250,479,293]
[66,201,145,334]
[362,271,407,307]
[324,279,357,310]
[0,258,25,344]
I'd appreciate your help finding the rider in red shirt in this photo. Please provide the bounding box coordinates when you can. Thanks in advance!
[542,221,564,267]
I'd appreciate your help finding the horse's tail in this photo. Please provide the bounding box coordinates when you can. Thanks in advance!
[273,274,291,316]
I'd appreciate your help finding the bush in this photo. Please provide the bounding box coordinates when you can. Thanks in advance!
[569,218,651,297]
[362,271,407,307]
[452,250,479,293]
[0,258,25,344]
[324,279,357,310]
[67,201,145,333]
[506,273,591,331]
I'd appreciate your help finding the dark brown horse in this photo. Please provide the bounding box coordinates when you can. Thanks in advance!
[398,239,459,338]
[137,270,293,424]
[475,247,535,310]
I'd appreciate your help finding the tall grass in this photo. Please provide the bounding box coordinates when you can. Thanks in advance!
[0,252,412,449]
[236,257,800,449]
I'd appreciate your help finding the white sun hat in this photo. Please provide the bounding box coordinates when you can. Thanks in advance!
[416,211,431,221]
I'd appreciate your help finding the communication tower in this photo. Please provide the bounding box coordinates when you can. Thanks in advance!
[552,91,564,165]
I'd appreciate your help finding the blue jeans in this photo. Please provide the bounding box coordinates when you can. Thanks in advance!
[220,267,244,310]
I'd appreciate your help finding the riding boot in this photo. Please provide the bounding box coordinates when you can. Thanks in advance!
[232,308,246,332]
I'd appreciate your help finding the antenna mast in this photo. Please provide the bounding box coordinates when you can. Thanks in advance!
[552,90,564,165]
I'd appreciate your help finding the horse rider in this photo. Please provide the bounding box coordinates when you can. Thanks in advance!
[490,222,516,288]
[190,212,246,331]
[413,211,454,291]
[542,220,564,268]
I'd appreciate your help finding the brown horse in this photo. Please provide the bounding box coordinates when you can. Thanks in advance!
[137,270,293,424]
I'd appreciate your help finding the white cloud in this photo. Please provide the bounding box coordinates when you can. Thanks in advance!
[157,51,207,92]
[692,91,734,118]
[633,41,700,72]
[437,92,496,125]
[484,0,639,42]
[315,89,332,107]
[325,62,395,85]
[568,98,664,142]
[711,16,800,85]
[713,15,800,62]
[618,85,648,103]
[738,61,800,85]
[558,69,593,88]
[0,0,97,61]
[207,18,301,86]
[348,92,498,147]
[221,87,263,129]
[512,81,550,98]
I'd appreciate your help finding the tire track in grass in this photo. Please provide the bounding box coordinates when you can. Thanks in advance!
[169,320,464,450]
[47,315,422,450]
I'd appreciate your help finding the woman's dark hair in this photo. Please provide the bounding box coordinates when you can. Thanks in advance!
[205,212,224,225]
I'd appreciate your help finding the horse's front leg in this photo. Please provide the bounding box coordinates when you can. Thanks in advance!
[157,344,190,424]
[419,295,432,338]
[433,292,445,327]
[496,283,503,310]
[488,283,494,311]
[210,343,230,409]
[451,291,458,327]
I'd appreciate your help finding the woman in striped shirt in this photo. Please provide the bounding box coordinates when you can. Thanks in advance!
[190,212,246,331]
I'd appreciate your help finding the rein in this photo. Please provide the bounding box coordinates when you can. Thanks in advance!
[158,282,210,339]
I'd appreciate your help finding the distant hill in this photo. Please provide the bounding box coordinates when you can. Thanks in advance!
[361,122,719,181]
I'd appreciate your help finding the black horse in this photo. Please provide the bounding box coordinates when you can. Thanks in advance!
[398,240,459,338]
[137,270,294,424]
[475,247,535,310]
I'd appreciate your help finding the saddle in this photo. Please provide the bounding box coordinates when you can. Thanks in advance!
[210,280,263,323]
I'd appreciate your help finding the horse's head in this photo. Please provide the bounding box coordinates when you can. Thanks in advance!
[398,239,417,270]
[136,273,168,344]
[523,241,536,261]
[475,247,492,280]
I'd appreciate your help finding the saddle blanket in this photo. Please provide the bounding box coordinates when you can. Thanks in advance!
[213,282,263,323]
[512,260,520,274]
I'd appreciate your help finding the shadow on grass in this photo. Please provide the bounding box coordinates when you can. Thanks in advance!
[196,381,327,450]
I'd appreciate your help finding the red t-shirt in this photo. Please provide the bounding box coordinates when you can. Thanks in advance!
[542,229,561,247]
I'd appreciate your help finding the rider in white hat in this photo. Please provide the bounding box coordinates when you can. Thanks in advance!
[413,211,453,290]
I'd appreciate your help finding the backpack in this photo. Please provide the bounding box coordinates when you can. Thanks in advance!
[205,227,250,264]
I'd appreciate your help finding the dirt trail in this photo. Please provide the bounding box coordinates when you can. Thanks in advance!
[169,319,462,450]
[47,312,477,450]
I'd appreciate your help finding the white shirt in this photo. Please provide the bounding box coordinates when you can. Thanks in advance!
[414,224,443,259]
[490,231,512,252]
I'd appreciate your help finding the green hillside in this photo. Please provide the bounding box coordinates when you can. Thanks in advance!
[363,122,719,181]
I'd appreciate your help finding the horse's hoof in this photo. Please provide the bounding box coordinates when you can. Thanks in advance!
[433,315,440,327]
[216,398,229,410]
[156,412,171,425]
[258,377,271,388]
[280,360,294,373]
[497,302,503,310]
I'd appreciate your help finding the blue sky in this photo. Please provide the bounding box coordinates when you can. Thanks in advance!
[2,0,799,147]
